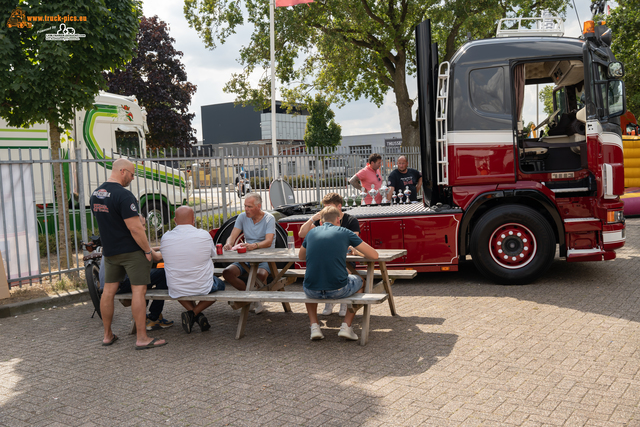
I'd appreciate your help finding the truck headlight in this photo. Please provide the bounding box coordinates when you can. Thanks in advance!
[606,210,624,223]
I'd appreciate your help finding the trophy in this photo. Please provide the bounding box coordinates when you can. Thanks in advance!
[404,186,411,204]
[391,190,397,205]
[379,180,389,204]
[368,184,378,205]
[352,193,358,208]
[360,187,368,206]
[397,189,404,204]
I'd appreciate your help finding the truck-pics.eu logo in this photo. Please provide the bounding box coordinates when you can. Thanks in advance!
[6,8,87,41]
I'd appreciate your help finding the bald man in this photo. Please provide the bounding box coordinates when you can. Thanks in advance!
[159,206,225,334]
[90,158,167,350]
[387,156,422,202]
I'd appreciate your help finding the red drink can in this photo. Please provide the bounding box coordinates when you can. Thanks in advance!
[216,244,223,255]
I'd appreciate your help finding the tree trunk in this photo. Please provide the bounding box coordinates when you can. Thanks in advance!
[392,54,420,148]
[48,122,74,276]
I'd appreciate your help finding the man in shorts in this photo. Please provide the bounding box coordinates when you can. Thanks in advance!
[298,192,360,316]
[299,206,379,341]
[90,158,166,350]
[160,206,225,334]
[222,193,275,314]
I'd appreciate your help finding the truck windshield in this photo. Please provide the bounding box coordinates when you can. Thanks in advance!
[115,131,140,156]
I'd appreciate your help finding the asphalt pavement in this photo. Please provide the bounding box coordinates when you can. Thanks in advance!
[1,219,639,426]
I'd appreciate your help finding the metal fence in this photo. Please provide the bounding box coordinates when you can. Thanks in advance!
[0,145,420,288]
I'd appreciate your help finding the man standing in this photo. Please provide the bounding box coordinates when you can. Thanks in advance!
[160,206,225,334]
[298,192,360,316]
[300,206,378,341]
[387,155,422,202]
[349,153,383,204]
[90,158,166,350]
[222,193,275,314]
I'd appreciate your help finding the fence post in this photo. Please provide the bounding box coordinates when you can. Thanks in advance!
[315,148,321,203]
[76,148,88,248]
[220,147,228,222]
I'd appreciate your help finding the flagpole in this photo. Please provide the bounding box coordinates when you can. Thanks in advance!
[270,0,278,179]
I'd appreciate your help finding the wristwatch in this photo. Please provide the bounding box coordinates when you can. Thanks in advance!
[145,250,152,255]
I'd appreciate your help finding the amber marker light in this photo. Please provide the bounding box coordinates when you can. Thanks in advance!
[441,266,451,271]
[583,20,595,34]
[607,210,624,223]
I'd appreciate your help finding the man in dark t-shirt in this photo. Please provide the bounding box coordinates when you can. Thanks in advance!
[90,158,166,350]
[298,192,360,316]
[387,155,422,202]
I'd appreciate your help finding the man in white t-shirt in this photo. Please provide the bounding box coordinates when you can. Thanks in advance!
[160,206,225,334]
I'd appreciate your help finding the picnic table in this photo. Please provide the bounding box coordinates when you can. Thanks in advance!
[116,248,413,345]
[214,247,408,344]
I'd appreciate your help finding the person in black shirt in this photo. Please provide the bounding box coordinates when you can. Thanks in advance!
[90,158,166,350]
[298,192,360,316]
[387,155,422,202]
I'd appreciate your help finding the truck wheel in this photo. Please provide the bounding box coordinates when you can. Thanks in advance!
[142,201,169,238]
[470,205,555,285]
[85,263,102,319]
[213,215,288,268]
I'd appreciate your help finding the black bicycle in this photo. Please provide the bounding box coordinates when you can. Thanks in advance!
[82,236,103,319]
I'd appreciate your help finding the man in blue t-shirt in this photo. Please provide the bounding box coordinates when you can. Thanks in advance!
[300,206,378,341]
[222,193,275,314]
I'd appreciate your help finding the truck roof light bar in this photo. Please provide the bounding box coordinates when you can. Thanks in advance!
[496,10,564,38]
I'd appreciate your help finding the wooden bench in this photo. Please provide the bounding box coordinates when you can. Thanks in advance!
[114,289,388,346]
[212,266,416,315]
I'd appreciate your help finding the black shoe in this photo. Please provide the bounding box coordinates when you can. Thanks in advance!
[195,313,211,332]
[181,310,195,334]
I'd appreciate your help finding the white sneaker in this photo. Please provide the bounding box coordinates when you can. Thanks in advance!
[252,301,266,314]
[310,323,324,340]
[321,303,334,315]
[338,304,348,317]
[338,323,358,341]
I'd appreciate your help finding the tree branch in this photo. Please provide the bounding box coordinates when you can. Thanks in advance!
[360,0,386,26]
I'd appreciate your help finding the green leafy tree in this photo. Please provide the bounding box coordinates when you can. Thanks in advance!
[304,94,341,151]
[184,0,569,147]
[539,85,554,116]
[608,0,640,115]
[0,1,140,265]
[304,94,341,178]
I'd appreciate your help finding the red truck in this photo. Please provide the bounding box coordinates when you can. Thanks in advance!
[215,16,627,285]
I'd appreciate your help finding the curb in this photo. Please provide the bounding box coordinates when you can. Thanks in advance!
[0,289,91,318]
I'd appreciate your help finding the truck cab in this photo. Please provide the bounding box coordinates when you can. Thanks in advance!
[416,14,626,283]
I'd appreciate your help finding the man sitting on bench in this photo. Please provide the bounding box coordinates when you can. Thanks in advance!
[160,206,225,334]
[299,206,379,341]
[222,193,275,314]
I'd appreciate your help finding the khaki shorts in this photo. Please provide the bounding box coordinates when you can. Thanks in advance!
[104,251,151,286]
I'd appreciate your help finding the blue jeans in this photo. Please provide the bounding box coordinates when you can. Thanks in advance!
[232,262,271,275]
[304,275,363,299]
[209,276,225,293]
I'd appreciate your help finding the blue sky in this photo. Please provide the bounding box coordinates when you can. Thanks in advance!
[140,0,614,141]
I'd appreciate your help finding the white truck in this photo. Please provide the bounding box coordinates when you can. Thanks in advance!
[0,91,188,235]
